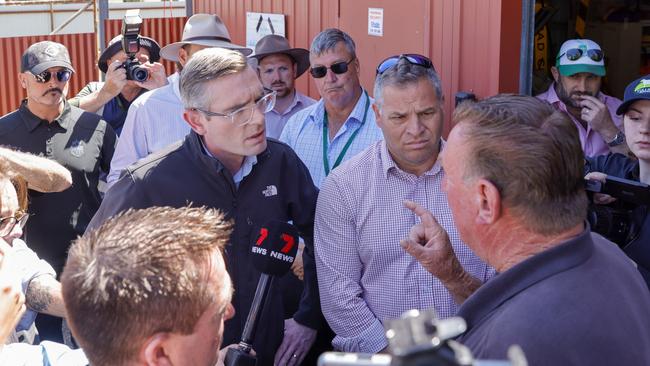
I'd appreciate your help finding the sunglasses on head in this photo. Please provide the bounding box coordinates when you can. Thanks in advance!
[309,59,354,78]
[558,48,604,62]
[376,54,434,75]
[31,69,72,83]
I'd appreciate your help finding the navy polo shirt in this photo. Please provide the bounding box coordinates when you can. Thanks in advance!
[0,100,116,272]
[457,228,650,365]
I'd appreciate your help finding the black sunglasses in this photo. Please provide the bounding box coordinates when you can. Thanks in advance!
[31,69,72,83]
[310,59,354,78]
[376,54,434,75]
[558,48,604,62]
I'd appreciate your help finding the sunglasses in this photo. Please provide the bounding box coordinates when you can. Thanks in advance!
[310,59,354,78]
[558,48,604,62]
[376,54,434,75]
[31,69,72,83]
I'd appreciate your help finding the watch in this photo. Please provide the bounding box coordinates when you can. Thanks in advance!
[607,131,626,147]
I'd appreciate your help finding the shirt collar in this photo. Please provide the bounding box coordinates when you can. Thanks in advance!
[457,224,593,330]
[380,139,444,179]
[310,87,370,127]
[197,134,258,184]
[19,99,72,132]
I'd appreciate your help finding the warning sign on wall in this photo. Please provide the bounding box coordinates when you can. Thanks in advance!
[368,8,384,37]
[246,12,286,49]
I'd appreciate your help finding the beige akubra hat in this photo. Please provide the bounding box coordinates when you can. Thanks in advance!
[160,14,252,61]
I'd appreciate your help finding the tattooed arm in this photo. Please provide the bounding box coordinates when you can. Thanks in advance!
[25,275,65,318]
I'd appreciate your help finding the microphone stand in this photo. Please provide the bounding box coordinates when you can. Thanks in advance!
[224,274,274,366]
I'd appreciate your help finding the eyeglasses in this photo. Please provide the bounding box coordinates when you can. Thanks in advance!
[192,90,276,126]
[309,59,354,78]
[558,48,604,62]
[376,54,434,75]
[30,69,72,83]
[0,213,29,237]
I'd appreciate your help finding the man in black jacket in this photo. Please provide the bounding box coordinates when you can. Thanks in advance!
[88,47,320,366]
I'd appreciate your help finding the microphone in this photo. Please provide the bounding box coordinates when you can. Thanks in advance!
[225,220,300,366]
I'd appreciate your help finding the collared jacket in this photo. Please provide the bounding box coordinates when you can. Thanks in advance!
[88,131,321,365]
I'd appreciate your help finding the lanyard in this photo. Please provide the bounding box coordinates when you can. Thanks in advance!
[322,92,370,176]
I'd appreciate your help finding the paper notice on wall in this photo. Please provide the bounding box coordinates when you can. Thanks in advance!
[368,8,383,37]
[246,12,286,49]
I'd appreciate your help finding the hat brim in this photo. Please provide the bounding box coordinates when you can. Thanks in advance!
[558,64,605,77]
[31,61,75,75]
[616,97,650,115]
[160,39,253,62]
[98,36,161,73]
[251,48,311,78]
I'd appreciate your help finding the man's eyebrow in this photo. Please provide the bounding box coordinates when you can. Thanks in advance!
[223,89,264,113]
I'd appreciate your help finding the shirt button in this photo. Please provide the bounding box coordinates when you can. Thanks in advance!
[45,148,53,155]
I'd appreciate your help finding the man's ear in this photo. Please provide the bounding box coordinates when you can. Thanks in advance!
[183,109,206,135]
[292,62,298,79]
[371,102,382,128]
[141,333,173,366]
[475,178,501,225]
[178,47,190,67]
[550,66,560,83]
[18,73,27,89]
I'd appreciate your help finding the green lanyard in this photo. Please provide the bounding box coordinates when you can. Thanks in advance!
[322,92,370,176]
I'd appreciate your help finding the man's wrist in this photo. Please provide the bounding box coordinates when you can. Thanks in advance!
[606,130,626,147]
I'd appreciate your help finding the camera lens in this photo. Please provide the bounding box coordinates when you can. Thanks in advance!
[129,66,148,82]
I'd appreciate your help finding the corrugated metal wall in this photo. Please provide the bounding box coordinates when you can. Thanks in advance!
[0,17,186,117]
[193,0,522,135]
[0,33,94,115]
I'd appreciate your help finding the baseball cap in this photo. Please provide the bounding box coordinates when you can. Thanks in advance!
[21,41,75,75]
[616,75,650,115]
[556,39,605,77]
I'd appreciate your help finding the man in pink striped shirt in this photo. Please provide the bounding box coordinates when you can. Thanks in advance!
[537,39,627,157]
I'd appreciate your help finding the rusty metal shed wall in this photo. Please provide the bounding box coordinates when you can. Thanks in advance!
[193,0,522,135]
[0,17,186,117]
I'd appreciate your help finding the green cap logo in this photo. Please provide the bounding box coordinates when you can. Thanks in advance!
[634,79,650,94]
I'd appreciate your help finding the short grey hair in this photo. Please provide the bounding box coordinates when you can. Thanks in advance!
[180,48,248,110]
[310,28,356,59]
[373,57,443,108]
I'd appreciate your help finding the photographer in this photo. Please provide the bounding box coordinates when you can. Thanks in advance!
[585,74,650,287]
[69,34,167,136]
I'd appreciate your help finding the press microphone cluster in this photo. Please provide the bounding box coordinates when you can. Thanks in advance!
[224,221,300,366]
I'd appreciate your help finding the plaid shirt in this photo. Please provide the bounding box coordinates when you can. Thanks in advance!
[279,89,384,187]
[315,140,494,353]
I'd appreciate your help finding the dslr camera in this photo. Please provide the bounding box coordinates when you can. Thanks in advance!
[120,10,148,82]
[318,309,526,366]
[585,175,650,246]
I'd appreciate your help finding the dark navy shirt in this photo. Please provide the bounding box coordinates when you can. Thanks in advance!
[457,228,650,365]
[0,100,116,272]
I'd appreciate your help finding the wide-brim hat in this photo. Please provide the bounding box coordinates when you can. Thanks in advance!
[98,35,161,73]
[160,14,252,62]
[556,39,606,77]
[250,34,310,78]
[616,75,650,115]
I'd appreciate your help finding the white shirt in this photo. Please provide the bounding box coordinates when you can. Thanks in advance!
[106,72,190,186]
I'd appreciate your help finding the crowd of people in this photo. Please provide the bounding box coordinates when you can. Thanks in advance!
[0,11,649,366]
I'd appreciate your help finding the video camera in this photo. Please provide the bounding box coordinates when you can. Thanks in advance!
[317,309,527,366]
[120,9,149,82]
[585,175,650,246]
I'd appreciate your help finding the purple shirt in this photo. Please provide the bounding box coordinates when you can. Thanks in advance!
[315,140,494,353]
[536,83,623,157]
[264,90,315,139]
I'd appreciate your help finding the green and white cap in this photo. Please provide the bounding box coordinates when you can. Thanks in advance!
[556,39,605,77]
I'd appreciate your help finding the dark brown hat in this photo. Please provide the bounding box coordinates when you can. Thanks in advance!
[251,35,310,78]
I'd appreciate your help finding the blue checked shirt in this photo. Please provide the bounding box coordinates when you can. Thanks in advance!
[279,88,383,187]
[315,140,494,353]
